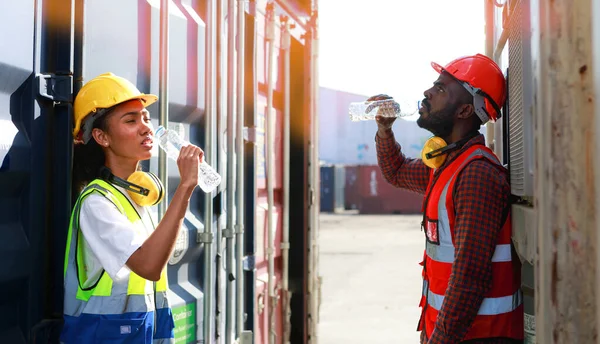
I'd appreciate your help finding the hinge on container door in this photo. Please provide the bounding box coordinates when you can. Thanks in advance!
[243,127,258,143]
[37,74,73,103]
[223,228,234,238]
[235,224,244,235]
[233,331,254,344]
[308,188,315,207]
[197,232,214,244]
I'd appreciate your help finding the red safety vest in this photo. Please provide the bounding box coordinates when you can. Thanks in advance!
[418,144,524,341]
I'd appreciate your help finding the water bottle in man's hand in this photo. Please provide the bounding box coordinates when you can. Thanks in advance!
[348,97,420,121]
[155,126,222,193]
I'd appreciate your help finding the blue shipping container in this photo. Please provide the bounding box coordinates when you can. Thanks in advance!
[333,165,345,212]
[320,166,335,212]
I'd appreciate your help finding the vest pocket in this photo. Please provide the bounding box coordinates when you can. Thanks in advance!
[95,312,153,343]
[424,218,440,245]
[154,307,176,339]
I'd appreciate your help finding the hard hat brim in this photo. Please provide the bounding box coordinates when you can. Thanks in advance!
[122,93,159,108]
[431,61,444,74]
[431,61,463,83]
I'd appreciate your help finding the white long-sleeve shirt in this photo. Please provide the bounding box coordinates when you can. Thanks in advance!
[78,186,154,287]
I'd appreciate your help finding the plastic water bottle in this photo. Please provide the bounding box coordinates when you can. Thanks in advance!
[155,126,222,193]
[348,99,420,121]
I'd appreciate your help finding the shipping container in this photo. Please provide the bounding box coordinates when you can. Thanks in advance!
[344,165,361,210]
[489,0,599,341]
[320,166,335,213]
[356,165,423,215]
[0,0,320,343]
[252,1,321,342]
[492,0,536,341]
[332,165,345,212]
[320,165,345,213]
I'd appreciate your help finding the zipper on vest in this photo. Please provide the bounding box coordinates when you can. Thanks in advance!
[422,174,442,234]
[418,258,429,335]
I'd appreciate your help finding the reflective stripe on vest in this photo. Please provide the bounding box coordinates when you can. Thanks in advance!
[427,243,513,264]
[62,179,174,343]
[427,289,523,316]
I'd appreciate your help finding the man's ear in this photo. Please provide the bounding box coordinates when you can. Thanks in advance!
[456,103,475,120]
[92,128,109,147]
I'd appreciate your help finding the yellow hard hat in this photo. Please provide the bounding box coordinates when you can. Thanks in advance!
[73,72,158,140]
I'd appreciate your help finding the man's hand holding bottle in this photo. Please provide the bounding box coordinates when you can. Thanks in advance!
[368,94,397,139]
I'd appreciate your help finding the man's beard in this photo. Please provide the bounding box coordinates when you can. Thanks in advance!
[417,100,457,138]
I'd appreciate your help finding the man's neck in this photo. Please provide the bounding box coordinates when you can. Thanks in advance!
[443,128,479,145]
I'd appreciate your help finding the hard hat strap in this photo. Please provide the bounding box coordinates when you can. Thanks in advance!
[458,81,502,123]
[81,107,114,144]
[472,94,490,124]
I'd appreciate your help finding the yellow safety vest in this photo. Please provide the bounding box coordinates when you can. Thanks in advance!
[60,179,174,343]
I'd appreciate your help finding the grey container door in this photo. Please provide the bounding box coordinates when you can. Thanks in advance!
[0,0,75,343]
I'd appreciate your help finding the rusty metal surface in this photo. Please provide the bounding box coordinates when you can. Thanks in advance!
[534,0,597,342]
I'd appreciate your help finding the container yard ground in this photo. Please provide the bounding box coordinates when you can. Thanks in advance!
[318,212,423,344]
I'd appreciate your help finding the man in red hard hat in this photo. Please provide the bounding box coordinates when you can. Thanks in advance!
[373,54,524,343]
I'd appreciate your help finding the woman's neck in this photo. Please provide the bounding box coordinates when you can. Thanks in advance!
[104,155,138,180]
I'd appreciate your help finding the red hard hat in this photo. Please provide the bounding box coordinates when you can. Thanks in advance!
[431,54,506,122]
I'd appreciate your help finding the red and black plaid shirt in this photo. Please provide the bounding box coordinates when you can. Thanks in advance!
[376,132,522,344]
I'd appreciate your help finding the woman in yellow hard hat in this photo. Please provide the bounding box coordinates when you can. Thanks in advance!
[61,73,200,343]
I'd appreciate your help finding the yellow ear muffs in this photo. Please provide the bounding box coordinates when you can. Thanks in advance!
[421,137,448,169]
[126,171,165,207]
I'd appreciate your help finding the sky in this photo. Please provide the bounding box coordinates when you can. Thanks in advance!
[318,0,486,104]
